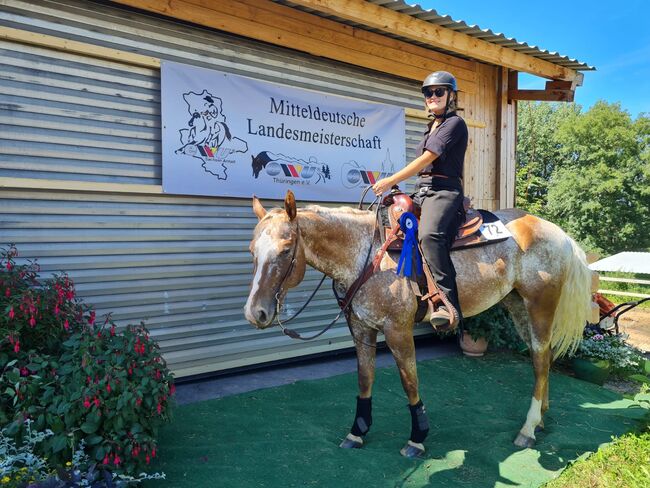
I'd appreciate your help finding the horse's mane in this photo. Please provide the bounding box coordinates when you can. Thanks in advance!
[259,204,373,226]
[302,204,370,216]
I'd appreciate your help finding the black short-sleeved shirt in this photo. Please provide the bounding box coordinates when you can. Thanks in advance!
[415,112,468,188]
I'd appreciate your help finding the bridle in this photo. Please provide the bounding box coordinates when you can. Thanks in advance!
[269,189,381,344]
[272,222,301,311]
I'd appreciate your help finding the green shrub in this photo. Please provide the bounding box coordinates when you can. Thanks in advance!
[463,304,527,352]
[0,420,166,486]
[0,245,175,477]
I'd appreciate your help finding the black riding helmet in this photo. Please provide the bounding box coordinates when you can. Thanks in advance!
[421,71,457,119]
[421,71,457,93]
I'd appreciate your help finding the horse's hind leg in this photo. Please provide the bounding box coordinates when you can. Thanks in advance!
[340,321,378,450]
[514,346,552,448]
[505,290,557,448]
[383,323,429,458]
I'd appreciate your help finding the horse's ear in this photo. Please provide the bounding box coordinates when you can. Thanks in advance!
[252,195,267,220]
[284,190,297,221]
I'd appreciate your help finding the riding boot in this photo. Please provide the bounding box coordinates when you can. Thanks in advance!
[418,187,464,330]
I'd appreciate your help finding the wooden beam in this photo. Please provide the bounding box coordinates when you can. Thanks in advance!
[509,89,574,102]
[0,177,162,195]
[496,67,516,209]
[509,71,519,89]
[545,80,573,90]
[2,26,456,120]
[288,0,579,82]
[234,0,476,77]
[0,26,160,69]
[508,70,519,101]
[108,0,480,91]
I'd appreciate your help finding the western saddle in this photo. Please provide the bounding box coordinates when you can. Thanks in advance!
[381,190,484,251]
[338,188,486,331]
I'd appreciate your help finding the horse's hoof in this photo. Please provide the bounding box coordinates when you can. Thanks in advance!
[400,440,425,458]
[339,433,363,449]
[513,432,536,449]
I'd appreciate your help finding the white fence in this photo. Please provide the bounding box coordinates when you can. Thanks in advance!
[598,276,650,300]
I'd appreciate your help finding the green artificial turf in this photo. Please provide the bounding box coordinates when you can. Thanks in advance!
[145,354,647,487]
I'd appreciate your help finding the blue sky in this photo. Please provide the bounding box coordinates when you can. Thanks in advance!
[417,0,650,118]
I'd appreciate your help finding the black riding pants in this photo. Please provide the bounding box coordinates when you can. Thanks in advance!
[415,185,464,319]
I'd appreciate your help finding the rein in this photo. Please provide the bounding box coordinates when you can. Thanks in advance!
[273,189,382,343]
[269,221,327,336]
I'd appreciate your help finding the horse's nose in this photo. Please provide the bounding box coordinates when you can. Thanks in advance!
[244,301,272,328]
[257,308,268,325]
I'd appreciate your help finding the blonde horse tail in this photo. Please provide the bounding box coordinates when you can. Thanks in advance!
[550,236,592,360]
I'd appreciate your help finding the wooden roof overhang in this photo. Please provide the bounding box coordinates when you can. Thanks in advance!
[108,0,585,101]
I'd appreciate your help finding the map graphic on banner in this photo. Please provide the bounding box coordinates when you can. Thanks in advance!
[161,61,405,202]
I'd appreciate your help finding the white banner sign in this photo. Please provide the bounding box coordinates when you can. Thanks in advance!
[161,61,405,202]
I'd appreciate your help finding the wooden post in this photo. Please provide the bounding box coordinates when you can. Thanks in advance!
[496,68,516,209]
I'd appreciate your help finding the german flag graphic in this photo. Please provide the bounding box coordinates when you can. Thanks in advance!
[198,145,219,158]
[360,171,382,184]
[280,164,303,178]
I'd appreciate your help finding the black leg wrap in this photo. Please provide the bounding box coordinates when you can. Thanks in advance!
[408,400,429,443]
[350,396,372,437]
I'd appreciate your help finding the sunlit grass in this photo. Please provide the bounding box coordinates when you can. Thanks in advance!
[544,431,650,488]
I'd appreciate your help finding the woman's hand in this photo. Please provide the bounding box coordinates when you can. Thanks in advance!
[372,177,394,196]
[370,151,437,196]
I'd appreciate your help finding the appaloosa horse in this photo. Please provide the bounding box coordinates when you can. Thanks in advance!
[244,190,594,457]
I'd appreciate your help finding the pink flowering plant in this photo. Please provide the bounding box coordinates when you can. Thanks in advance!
[0,245,175,477]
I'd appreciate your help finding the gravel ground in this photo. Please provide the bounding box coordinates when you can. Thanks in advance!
[617,307,650,353]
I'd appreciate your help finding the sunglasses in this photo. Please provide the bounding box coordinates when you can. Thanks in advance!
[422,87,447,99]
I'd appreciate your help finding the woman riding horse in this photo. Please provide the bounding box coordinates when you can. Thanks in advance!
[372,71,466,331]
[244,73,595,459]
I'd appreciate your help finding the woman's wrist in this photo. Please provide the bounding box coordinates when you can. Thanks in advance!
[386,176,398,187]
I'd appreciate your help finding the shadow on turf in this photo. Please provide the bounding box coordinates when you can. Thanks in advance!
[392,400,645,487]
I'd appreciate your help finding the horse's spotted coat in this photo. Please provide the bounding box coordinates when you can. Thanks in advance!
[245,192,594,452]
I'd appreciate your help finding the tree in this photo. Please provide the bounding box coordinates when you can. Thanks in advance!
[515,102,579,214]
[546,161,649,254]
[516,101,650,254]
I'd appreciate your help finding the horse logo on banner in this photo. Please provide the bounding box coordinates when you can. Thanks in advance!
[175,90,248,180]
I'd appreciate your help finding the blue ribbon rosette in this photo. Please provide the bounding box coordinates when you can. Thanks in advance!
[396,212,423,278]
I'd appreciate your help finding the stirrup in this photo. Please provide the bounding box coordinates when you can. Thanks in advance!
[428,303,459,332]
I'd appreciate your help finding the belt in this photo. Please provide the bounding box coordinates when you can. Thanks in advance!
[417,172,462,182]
[418,172,452,178]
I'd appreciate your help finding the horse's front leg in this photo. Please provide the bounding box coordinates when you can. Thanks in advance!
[340,321,378,450]
[384,324,429,458]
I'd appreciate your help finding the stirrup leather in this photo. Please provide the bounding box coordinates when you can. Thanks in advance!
[420,248,459,330]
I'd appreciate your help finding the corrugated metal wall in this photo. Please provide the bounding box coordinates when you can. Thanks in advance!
[0,0,436,377]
